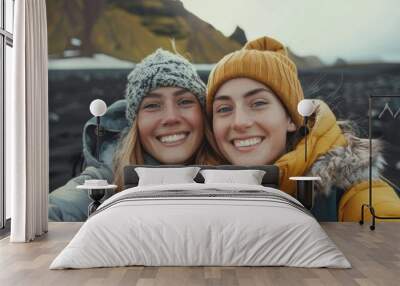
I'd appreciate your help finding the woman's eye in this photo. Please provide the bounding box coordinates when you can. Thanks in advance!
[216,106,232,113]
[143,103,160,110]
[252,101,267,108]
[178,99,195,106]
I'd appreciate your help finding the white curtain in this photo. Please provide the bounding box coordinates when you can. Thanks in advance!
[7,0,49,242]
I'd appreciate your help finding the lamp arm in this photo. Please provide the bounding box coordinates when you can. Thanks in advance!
[304,116,308,162]
[96,116,101,162]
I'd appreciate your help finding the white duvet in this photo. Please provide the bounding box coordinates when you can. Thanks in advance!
[50,183,351,269]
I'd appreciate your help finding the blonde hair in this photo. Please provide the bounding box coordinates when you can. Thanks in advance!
[112,119,144,192]
[112,113,224,192]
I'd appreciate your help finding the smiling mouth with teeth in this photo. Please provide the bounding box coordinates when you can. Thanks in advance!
[232,137,263,149]
[157,132,189,145]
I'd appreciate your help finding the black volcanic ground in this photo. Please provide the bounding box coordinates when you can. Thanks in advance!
[49,64,400,192]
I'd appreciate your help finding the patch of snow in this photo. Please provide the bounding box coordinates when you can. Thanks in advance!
[49,53,214,71]
[49,53,135,70]
[71,38,81,47]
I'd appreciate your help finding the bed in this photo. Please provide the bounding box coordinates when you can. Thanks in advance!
[50,165,351,269]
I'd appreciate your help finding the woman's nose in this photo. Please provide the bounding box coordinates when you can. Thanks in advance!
[161,104,181,126]
[232,108,253,132]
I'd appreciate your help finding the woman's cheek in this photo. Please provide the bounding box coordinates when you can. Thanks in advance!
[138,112,159,138]
[191,113,204,143]
[184,107,202,128]
[257,109,283,129]
[213,118,228,143]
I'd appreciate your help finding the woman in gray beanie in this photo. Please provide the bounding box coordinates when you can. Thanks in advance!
[113,48,222,191]
[49,48,222,221]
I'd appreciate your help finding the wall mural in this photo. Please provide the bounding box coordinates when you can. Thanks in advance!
[47,0,400,222]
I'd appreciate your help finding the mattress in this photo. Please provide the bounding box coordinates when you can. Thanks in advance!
[50,183,351,269]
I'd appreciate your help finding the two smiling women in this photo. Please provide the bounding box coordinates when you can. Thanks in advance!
[49,36,400,223]
[114,38,400,223]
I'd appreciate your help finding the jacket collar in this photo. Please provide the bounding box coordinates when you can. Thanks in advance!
[274,100,347,195]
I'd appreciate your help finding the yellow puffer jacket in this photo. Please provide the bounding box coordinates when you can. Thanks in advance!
[275,100,400,222]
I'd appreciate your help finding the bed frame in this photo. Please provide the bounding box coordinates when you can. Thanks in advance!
[123,165,280,190]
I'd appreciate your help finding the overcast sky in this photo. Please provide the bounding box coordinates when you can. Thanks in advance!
[181,0,400,64]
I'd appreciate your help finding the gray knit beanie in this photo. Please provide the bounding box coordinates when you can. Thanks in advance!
[125,48,206,124]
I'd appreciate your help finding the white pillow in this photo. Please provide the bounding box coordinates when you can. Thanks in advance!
[135,167,201,186]
[200,169,266,185]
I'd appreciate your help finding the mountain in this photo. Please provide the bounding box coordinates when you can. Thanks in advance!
[47,0,325,67]
[287,47,325,69]
[46,0,242,63]
[229,26,247,46]
[334,57,348,66]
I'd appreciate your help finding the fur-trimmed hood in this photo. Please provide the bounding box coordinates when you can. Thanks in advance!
[275,100,385,196]
[277,101,400,222]
[306,121,385,195]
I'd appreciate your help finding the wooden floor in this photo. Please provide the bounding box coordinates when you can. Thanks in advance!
[0,222,399,286]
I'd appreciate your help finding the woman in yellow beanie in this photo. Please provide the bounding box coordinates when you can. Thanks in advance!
[207,36,400,222]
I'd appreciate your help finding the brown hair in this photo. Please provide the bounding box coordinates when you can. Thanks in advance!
[285,110,318,154]
[195,114,226,165]
[112,118,144,192]
[286,129,303,153]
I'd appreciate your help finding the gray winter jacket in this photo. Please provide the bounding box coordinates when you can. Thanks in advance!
[48,99,159,221]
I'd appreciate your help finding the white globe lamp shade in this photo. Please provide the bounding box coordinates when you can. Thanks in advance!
[90,99,107,117]
[297,99,316,117]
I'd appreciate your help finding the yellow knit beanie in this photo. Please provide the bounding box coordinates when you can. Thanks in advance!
[207,36,304,127]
